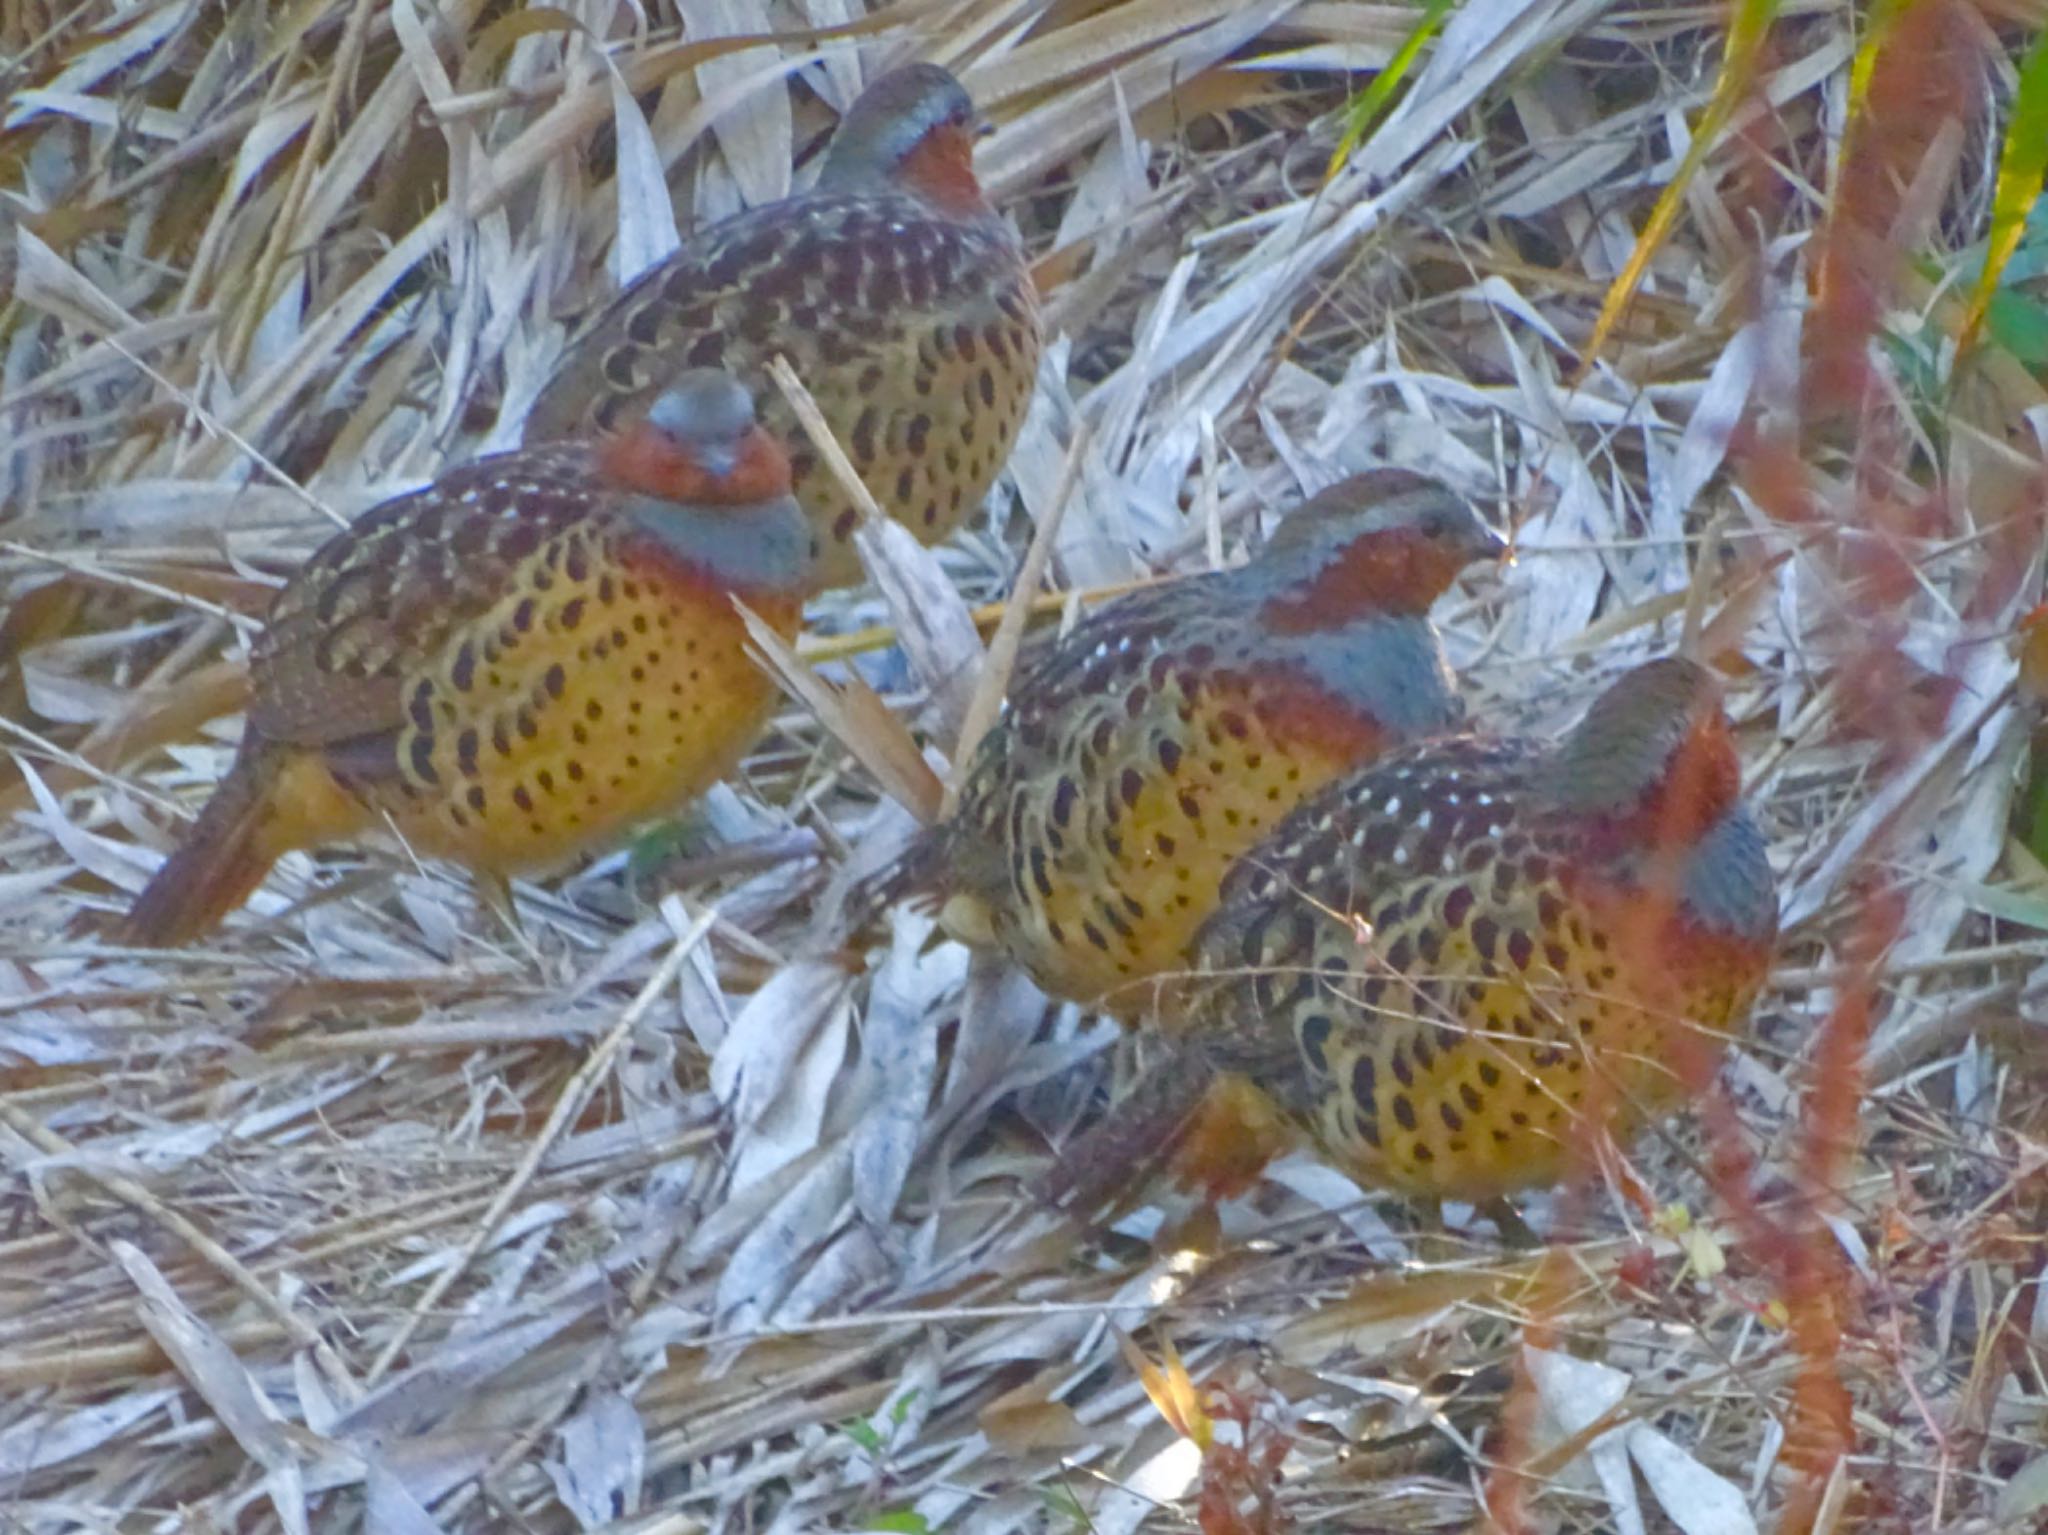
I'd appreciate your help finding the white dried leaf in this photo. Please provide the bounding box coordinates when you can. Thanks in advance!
[17,756,154,892]
[228,96,321,202]
[770,1221,888,1330]
[2,1,184,130]
[113,1240,319,1535]
[1668,320,1760,512]
[1052,87,1149,252]
[397,883,464,954]
[690,0,792,210]
[1782,680,2016,930]
[0,864,76,919]
[335,1310,581,1439]
[712,1141,852,1333]
[0,1391,179,1477]
[1886,699,2026,970]
[606,61,681,285]
[709,957,848,1115]
[247,262,308,379]
[676,932,734,1056]
[727,994,851,1194]
[1,89,182,137]
[1997,1454,2048,1524]
[547,1390,646,1530]
[977,0,1298,198]
[1523,1345,1638,1526]
[802,20,864,109]
[1628,1425,1759,1535]
[1261,1159,1411,1260]
[1467,271,1576,356]
[1363,0,1576,179]
[14,225,138,331]
[850,908,948,1227]
[1495,337,1609,655]
[711,959,855,1191]
[1492,129,1632,221]
[941,956,1048,1123]
[1088,1436,1203,1535]
[852,513,985,746]
[1012,352,1144,587]
[364,1463,449,1535]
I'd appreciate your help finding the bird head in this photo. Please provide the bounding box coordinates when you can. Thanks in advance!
[597,370,793,508]
[1258,469,1506,630]
[1546,657,1744,850]
[819,63,990,217]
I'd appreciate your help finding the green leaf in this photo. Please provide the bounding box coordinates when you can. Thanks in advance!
[1324,0,1457,179]
[1580,0,1780,374]
[1960,24,2048,351]
[1987,287,2048,368]
[841,1416,884,1453]
[864,1513,930,1534]
[1037,1484,1088,1529]
[1943,870,2048,932]
[624,809,712,878]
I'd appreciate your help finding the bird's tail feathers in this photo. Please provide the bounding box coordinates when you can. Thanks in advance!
[116,760,280,947]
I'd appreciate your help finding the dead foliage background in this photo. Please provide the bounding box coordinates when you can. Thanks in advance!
[3,0,2047,1531]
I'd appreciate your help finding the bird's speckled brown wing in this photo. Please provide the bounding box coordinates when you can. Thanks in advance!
[527,192,1040,587]
[940,573,1393,1013]
[1186,737,1773,1199]
[249,445,603,757]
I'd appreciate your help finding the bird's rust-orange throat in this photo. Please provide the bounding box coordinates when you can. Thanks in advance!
[1260,531,1466,631]
[599,425,792,507]
[900,124,991,218]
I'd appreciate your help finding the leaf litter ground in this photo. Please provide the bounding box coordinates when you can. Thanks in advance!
[3,1,2046,1531]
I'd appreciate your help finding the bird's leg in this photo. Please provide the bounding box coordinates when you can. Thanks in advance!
[1404,1195,1539,1255]
[1477,1195,1541,1250]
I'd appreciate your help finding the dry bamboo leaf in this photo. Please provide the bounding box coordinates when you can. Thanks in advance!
[979,1373,1091,1453]
[0,5,2028,1526]
[1113,1324,1209,1447]
[1668,319,1762,513]
[710,956,856,1178]
[1275,1264,1514,1359]
[1628,1426,1760,1535]
[0,1388,181,1479]
[689,0,794,213]
[16,753,154,892]
[607,46,684,283]
[3,3,186,132]
[940,952,1049,1122]
[766,353,986,743]
[546,1389,647,1528]
[1998,1455,2048,1525]
[1522,1345,1637,1518]
[979,0,1299,199]
[848,907,947,1227]
[943,420,1085,811]
[112,1240,327,1535]
[364,1463,450,1534]
[13,226,139,331]
[711,1141,853,1335]
[738,598,943,823]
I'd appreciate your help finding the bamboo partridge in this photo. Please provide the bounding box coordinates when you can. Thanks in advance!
[118,371,812,945]
[930,470,1505,1015]
[1057,657,1779,1211]
[526,63,1041,590]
